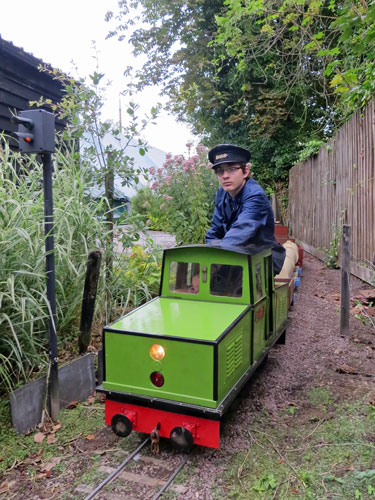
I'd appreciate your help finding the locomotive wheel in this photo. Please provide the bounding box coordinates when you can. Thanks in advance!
[111,414,132,437]
[170,426,194,453]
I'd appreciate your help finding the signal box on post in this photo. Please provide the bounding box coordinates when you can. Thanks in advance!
[12,109,55,154]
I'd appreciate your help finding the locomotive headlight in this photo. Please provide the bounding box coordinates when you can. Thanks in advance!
[150,344,165,361]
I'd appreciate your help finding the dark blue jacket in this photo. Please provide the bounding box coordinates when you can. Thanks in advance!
[206,179,285,274]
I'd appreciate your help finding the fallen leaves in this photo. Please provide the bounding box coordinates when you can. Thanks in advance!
[34,431,46,443]
[47,433,57,445]
[0,479,17,495]
[33,421,62,444]
[335,364,359,375]
[66,400,78,410]
[353,289,375,305]
[36,457,62,479]
[84,394,96,406]
[350,289,375,320]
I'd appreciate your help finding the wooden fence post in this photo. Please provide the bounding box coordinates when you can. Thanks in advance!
[79,250,102,354]
[340,225,351,335]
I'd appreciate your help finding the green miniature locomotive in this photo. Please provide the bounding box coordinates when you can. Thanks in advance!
[98,244,289,450]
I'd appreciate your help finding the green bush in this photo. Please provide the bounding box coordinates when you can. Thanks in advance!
[132,144,218,244]
[112,243,162,312]
[131,186,169,231]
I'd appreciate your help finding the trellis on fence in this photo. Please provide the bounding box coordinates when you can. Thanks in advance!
[289,100,375,284]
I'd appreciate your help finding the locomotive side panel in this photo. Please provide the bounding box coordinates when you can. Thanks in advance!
[253,298,268,360]
[216,310,251,403]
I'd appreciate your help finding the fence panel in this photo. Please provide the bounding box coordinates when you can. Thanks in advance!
[289,100,375,284]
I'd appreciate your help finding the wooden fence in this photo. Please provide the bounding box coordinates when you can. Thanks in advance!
[288,99,375,284]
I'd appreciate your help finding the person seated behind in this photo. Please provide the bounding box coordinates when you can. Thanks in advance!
[174,273,200,294]
[205,144,285,275]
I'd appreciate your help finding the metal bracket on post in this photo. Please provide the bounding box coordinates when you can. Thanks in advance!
[12,109,59,419]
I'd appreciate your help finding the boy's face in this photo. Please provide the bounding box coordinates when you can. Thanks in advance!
[215,163,249,197]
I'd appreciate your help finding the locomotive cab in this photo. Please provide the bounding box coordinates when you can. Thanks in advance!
[98,244,289,450]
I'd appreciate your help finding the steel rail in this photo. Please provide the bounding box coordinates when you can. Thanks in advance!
[84,437,150,500]
[151,453,189,500]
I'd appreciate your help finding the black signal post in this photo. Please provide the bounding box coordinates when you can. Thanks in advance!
[12,110,59,419]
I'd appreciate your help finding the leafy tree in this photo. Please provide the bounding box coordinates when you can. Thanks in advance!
[213,0,375,122]
[107,0,375,187]
[33,63,159,319]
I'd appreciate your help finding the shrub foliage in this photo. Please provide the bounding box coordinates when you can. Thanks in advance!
[132,144,218,245]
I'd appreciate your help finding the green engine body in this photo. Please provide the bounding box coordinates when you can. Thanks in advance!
[101,245,289,419]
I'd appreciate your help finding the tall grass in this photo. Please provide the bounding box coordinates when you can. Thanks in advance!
[0,134,163,394]
[0,137,107,392]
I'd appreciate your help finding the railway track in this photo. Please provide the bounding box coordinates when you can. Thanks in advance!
[76,437,190,500]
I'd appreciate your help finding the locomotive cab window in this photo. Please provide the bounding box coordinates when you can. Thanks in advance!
[210,264,243,297]
[169,261,200,294]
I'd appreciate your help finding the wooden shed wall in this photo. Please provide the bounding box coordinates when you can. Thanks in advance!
[289,100,375,283]
[0,36,65,144]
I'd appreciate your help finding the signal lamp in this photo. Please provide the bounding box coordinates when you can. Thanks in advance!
[150,371,164,387]
[150,344,165,361]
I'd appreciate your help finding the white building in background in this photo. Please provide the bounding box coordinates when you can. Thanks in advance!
[84,132,167,217]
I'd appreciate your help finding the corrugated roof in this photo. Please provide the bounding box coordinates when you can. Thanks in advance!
[0,34,58,71]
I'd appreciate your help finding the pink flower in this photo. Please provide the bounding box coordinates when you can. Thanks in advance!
[163,159,172,168]
[157,168,163,177]
[173,155,185,166]
[149,166,156,175]
[163,175,172,185]
[191,155,199,164]
[151,180,160,190]
[182,158,194,171]
[164,194,173,201]
[196,143,208,154]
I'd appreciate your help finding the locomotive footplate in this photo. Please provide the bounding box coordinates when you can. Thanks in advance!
[102,397,221,449]
[96,385,223,420]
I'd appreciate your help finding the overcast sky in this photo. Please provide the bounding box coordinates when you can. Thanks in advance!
[1,0,196,155]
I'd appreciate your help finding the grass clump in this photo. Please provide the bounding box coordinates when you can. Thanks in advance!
[0,139,108,393]
[221,393,375,499]
[0,396,104,474]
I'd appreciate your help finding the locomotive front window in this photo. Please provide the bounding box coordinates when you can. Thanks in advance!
[169,261,200,294]
[210,264,243,297]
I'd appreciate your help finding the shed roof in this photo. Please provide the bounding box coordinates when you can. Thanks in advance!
[0,36,66,140]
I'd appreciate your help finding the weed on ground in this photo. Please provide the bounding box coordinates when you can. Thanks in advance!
[220,390,375,499]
